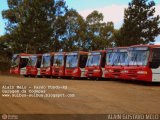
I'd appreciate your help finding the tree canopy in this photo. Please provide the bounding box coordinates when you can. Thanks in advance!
[0,0,160,71]
[2,0,67,53]
[86,11,114,50]
[115,0,160,46]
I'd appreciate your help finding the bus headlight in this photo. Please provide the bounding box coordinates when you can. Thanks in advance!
[73,69,78,73]
[104,70,109,74]
[137,71,148,75]
[46,67,50,72]
[121,70,128,74]
[108,69,113,73]
[94,70,100,72]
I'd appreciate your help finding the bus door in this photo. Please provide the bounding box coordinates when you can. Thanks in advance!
[36,56,42,76]
[20,56,29,75]
[79,54,88,77]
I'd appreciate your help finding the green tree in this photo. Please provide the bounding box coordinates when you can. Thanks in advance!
[49,0,68,52]
[2,0,67,53]
[86,10,114,50]
[0,35,12,71]
[61,9,87,51]
[116,0,160,46]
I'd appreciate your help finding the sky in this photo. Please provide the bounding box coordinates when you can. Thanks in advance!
[0,0,160,43]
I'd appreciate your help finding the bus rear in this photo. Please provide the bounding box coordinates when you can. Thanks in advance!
[40,53,54,77]
[52,52,66,77]
[65,51,88,78]
[85,51,106,78]
[124,45,160,82]
[27,54,42,77]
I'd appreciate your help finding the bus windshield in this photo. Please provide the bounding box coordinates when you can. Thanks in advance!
[28,56,37,67]
[11,54,20,68]
[53,55,64,67]
[86,54,101,66]
[41,55,51,67]
[66,55,78,68]
[128,50,149,66]
[106,52,114,65]
[111,52,128,66]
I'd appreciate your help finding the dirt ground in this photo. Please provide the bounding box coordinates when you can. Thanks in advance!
[0,75,160,115]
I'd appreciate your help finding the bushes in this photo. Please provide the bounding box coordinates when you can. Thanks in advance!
[0,55,11,73]
[0,62,10,72]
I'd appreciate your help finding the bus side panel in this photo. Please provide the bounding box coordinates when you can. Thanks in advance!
[80,68,85,77]
[152,67,160,82]
[37,68,41,76]
[20,67,27,75]
[102,68,105,78]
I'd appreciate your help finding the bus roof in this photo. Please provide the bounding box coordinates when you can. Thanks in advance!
[54,52,66,56]
[19,53,31,56]
[66,51,88,55]
[43,52,54,56]
[106,47,128,52]
[130,44,160,48]
[31,54,42,57]
[88,50,106,55]
[90,50,106,53]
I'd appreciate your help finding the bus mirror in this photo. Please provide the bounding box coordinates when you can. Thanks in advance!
[149,61,160,69]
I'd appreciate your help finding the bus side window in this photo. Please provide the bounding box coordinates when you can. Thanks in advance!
[152,48,160,61]
[101,53,106,67]
[37,57,42,68]
[149,48,160,68]
[80,55,88,68]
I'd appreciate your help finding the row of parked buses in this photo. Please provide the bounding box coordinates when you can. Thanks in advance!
[10,44,160,82]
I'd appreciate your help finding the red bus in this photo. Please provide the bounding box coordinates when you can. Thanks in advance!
[26,54,42,77]
[105,47,128,79]
[52,52,66,77]
[124,45,160,82]
[85,50,106,78]
[65,51,88,78]
[10,53,30,76]
[40,53,54,77]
